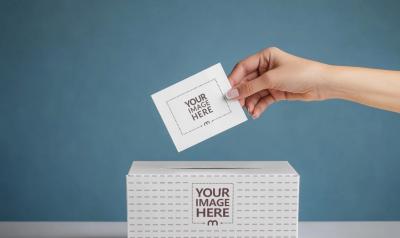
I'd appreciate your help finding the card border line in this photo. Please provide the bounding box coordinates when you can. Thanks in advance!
[166,78,232,136]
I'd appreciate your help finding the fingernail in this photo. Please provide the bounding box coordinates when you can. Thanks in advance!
[225,88,239,99]
[252,112,259,119]
[249,106,254,114]
[246,107,251,114]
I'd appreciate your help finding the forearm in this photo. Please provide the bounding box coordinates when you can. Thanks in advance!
[323,65,400,113]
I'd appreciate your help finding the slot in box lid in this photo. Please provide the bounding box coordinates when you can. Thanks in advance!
[128,161,299,175]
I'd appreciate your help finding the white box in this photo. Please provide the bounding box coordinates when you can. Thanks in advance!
[127,161,300,238]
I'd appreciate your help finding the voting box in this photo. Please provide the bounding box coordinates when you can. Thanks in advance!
[127,161,300,238]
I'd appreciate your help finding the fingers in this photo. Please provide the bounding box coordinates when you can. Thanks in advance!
[250,90,305,119]
[252,94,276,119]
[242,71,259,83]
[245,90,269,114]
[236,71,259,107]
[239,98,245,107]
[244,93,262,114]
[228,53,261,86]
[226,73,271,100]
[250,89,284,119]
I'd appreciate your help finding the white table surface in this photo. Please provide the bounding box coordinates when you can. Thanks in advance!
[0,222,399,238]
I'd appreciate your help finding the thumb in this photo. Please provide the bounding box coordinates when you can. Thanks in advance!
[225,73,271,100]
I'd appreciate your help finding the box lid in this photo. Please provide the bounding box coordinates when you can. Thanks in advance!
[128,161,298,175]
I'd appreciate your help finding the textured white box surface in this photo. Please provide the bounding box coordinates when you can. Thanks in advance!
[127,161,300,238]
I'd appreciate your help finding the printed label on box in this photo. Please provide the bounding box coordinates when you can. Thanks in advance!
[192,183,234,226]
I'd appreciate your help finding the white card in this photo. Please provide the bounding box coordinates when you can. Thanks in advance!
[151,63,247,152]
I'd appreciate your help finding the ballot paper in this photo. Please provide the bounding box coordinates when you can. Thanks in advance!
[151,63,247,152]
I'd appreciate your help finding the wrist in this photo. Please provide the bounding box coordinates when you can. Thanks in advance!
[318,64,349,100]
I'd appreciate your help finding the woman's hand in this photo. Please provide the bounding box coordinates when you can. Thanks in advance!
[226,47,330,118]
[226,47,400,117]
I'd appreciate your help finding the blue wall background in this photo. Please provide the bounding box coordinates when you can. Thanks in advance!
[1,0,399,221]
